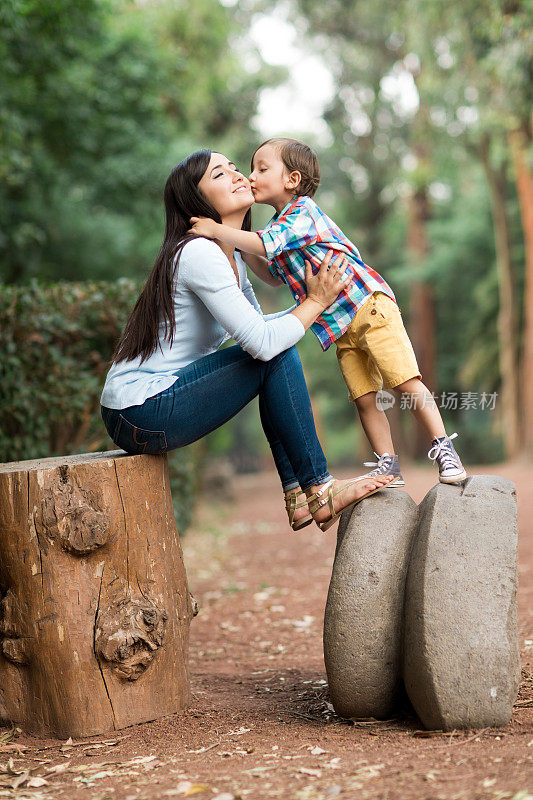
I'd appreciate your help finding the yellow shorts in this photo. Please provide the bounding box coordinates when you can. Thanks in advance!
[336,291,421,401]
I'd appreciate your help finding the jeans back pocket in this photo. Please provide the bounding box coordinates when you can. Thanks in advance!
[114,414,167,455]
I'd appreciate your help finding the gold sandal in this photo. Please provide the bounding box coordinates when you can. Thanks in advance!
[307,476,397,532]
[285,488,313,532]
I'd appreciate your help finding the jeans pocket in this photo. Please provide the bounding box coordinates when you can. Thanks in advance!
[114,414,167,455]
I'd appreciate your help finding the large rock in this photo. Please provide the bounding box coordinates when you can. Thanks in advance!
[403,476,520,730]
[324,489,418,718]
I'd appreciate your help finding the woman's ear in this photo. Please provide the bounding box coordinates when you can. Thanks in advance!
[285,170,301,191]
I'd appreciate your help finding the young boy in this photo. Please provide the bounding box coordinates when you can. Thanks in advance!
[190,137,466,485]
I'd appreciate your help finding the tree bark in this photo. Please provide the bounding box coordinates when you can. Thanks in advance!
[407,182,437,459]
[508,127,533,456]
[479,135,520,459]
[0,450,196,738]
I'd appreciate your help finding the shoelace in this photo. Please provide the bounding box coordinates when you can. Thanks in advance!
[363,452,393,474]
[427,432,460,470]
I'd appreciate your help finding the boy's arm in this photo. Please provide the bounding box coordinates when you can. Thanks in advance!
[240,252,283,287]
[190,217,266,257]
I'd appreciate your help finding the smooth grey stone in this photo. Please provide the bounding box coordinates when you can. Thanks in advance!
[324,489,418,718]
[403,476,520,730]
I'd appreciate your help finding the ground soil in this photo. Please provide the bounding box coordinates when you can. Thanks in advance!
[1,462,532,800]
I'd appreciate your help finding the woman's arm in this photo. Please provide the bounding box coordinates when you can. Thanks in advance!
[240,252,283,287]
[181,240,349,361]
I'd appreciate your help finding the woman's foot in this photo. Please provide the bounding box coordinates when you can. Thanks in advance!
[284,488,313,531]
[306,474,396,531]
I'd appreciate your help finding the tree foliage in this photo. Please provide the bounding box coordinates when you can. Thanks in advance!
[0,0,276,283]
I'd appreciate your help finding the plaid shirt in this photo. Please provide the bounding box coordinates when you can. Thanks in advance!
[259,195,396,350]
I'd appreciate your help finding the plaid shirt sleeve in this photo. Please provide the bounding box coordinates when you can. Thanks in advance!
[259,198,319,261]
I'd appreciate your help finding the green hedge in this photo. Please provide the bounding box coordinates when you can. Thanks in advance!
[0,280,198,532]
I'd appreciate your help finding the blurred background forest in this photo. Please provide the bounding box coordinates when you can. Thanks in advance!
[1,0,532,529]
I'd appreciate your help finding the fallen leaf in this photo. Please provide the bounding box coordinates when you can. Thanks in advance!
[290,615,314,630]
[184,784,210,796]
[90,770,117,780]
[11,770,31,790]
[2,758,24,776]
[45,762,71,775]
[123,755,157,767]
[225,727,251,736]
[0,729,17,745]
[348,764,385,780]
[27,777,48,788]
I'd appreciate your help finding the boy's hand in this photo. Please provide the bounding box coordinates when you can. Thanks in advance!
[305,251,351,309]
[190,217,220,239]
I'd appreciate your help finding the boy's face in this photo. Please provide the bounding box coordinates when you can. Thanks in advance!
[249,144,295,209]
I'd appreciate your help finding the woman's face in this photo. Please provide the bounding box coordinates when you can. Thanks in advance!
[198,152,254,222]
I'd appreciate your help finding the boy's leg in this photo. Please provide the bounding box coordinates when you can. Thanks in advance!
[356,292,466,483]
[354,390,394,455]
[393,377,466,482]
[337,313,395,454]
[336,310,404,484]
[392,377,445,440]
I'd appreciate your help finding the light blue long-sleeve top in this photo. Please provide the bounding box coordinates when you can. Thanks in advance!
[100,237,304,410]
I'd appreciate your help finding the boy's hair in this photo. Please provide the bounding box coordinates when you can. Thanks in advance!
[253,137,321,197]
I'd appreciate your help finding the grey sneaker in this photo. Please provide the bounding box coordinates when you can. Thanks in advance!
[362,452,405,487]
[427,432,467,484]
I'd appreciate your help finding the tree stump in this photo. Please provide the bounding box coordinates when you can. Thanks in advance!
[0,450,196,738]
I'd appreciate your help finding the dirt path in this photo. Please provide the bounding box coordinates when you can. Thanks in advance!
[1,463,532,800]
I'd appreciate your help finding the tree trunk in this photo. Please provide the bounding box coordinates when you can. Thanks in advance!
[0,450,196,738]
[479,135,520,459]
[407,182,437,459]
[508,128,533,457]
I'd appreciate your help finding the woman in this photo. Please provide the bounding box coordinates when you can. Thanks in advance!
[100,150,393,531]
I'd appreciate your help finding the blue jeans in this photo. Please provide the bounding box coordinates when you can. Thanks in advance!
[101,344,332,492]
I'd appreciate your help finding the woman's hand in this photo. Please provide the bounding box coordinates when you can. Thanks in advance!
[190,217,220,239]
[305,250,351,309]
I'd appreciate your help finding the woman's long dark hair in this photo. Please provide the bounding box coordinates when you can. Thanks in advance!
[112,149,252,364]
